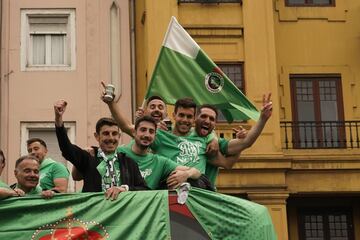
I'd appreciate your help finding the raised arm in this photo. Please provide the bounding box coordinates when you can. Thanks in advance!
[54,100,67,128]
[54,100,91,171]
[101,82,135,137]
[207,150,235,169]
[226,93,272,155]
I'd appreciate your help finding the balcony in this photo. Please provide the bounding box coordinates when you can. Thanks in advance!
[280,121,360,149]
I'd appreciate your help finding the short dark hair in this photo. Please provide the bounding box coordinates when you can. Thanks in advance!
[174,97,196,114]
[198,104,218,120]
[15,155,39,168]
[134,116,157,130]
[146,95,165,106]
[0,149,5,164]
[26,138,47,148]
[95,117,119,134]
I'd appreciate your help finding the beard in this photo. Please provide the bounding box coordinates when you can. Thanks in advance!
[136,137,153,150]
[150,111,163,121]
[195,122,213,137]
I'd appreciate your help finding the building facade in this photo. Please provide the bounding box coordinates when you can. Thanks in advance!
[1,0,360,239]
[135,0,360,239]
[0,0,134,191]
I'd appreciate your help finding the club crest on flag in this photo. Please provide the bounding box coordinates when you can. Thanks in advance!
[145,16,260,122]
[205,72,224,93]
[31,208,109,240]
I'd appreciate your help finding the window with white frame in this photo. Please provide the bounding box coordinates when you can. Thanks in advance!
[21,9,76,71]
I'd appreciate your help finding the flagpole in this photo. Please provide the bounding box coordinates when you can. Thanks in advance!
[141,99,146,109]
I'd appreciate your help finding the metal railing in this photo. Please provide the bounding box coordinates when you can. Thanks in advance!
[280,121,360,149]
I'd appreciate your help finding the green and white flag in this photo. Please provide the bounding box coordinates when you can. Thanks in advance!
[0,190,277,240]
[145,16,260,123]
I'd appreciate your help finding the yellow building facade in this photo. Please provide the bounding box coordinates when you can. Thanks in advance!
[135,0,360,239]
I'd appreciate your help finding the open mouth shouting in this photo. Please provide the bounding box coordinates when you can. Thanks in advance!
[199,124,210,136]
[150,111,163,122]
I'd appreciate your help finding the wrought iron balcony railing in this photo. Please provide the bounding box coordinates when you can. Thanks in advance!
[280,121,360,149]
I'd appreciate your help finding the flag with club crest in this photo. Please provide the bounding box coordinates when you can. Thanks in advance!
[0,189,277,239]
[145,17,259,123]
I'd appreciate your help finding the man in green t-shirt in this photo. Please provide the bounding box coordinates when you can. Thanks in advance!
[4,155,54,199]
[26,138,69,193]
[118,116,201,189]
[195,94,273,186]
[71,93,171,181]
[104,89,272,188]
[105,96,233,190]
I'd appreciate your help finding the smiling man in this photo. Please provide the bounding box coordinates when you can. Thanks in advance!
[151,98,209,169]
[105,96,238,190]
[27,138,69,193]
[11,155,54,198]
[136,96,167,123]
[105,92,272,189]
[54,100,147,200]
[118,115,201,190]
[108,94,170,132]
[193,94,273,187]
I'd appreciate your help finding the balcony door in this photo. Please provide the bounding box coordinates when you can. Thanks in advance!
[290,74,345,148]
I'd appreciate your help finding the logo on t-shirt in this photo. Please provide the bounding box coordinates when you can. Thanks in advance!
[140,169,152,179]
[176,140,201,165]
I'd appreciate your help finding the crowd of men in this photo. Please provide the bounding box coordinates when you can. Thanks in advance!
[0,84,272,201]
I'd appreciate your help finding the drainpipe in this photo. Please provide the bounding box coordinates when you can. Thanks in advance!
[129,0,136,122]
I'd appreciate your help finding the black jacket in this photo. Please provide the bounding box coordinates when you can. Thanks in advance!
[55,125,148,192]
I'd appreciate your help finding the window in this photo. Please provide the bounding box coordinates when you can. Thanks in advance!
[217,63,244,93]
[290,74,345,148]
[216,63,244,122]
[298,208,354,240]
[286,0,335,6]
[21,9,76,71]
[20,122,77,192]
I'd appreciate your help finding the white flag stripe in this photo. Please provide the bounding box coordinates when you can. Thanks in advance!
[163,16,200,59]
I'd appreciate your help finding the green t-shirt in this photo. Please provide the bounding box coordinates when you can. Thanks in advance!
[13,184,42,196]
[40,158,69,190]
[27,185,43,195]
[0,180,11,199]
[205,137,229,187]
[0,180,9,189]
[118,142,179,190]
[151,129,213,174]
